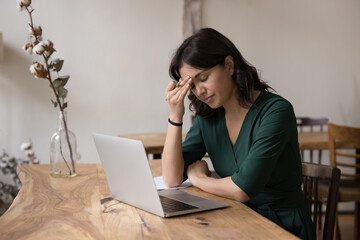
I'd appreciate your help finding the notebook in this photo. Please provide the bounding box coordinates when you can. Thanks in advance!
[92,133,228,217]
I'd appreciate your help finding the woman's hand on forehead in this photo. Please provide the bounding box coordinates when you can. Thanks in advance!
[179,63,207,81]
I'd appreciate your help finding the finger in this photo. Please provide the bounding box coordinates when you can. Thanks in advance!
[174,76,191,93]
[176,84,190,101]
[175,77,192,100]
[165,81,179,101]
[166,76,192,102]
[201,159,209,167]
[168,80,186,100]
[176,75,190,89]
[165,81,177,94]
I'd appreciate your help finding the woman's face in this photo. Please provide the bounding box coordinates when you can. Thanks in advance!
[179,56,236,109]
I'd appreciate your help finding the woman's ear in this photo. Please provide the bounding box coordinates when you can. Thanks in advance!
[225,56,234,75]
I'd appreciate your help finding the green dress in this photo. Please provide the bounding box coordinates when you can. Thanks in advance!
[182,90,315,240]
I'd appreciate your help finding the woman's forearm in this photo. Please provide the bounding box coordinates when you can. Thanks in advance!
[190,175,250,202]
[162,75,192,187]
[162,122,185,187]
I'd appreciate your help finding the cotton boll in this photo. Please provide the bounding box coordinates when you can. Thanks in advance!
[29,25,42,37]
[22,42,33,55]
[29,62,47,79]
[33,42,45,55]
[20,142,32,151]
[25,150,34,158]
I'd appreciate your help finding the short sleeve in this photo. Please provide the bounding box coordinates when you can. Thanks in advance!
[231,100,296,198]
[182,116,207,180]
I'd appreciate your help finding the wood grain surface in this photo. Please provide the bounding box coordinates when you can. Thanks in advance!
[0,163,299,240]
[298,132,356,150]
[118,133,186,155]
[0,164,104,240]
[121,132,333,154]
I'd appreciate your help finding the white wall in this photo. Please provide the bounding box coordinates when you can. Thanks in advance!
[0,0,359,164]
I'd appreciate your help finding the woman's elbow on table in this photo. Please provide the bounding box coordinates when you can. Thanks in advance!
[214,177,250,202]
[163,175,183,188]
[232,184,250,203]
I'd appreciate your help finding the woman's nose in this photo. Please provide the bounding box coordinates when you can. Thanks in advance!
[196,83,206,96]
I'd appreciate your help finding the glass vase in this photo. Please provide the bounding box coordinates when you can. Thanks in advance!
[50,111,77,177]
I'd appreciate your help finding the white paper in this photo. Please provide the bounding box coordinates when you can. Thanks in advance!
[154,176,192,190]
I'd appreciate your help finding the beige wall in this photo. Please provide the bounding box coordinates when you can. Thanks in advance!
[0,0,359,164]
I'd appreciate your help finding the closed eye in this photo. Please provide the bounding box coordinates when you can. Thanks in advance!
[200,76,208,82]
[191,76,208,91]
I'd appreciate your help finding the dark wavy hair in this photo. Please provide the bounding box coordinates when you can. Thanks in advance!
[169,28,272,118]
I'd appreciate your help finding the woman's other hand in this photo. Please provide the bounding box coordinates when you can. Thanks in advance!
[187,160,211,184]
[165,76,192,122]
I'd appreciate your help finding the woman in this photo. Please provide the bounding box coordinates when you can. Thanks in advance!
[162,28,315,239]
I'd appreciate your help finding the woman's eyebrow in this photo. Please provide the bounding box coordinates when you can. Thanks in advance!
[194,70,206,79]
[183,69,207,80]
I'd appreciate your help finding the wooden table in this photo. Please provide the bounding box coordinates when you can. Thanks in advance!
[298,132,328,150]
[118,133,170,155]
[298,132,359,168]
[118,133,186,157]
[120,132,328,155]
[0,163,298,240]
[298,131,359,150]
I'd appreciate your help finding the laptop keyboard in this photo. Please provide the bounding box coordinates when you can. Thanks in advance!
[159,195,199,213]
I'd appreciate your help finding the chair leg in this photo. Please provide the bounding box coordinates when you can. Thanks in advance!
[335,210,341,240]
[355,202,360,240]
[318,201,322,229]
[336,222,341,240]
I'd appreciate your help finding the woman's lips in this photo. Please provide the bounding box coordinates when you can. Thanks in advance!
[204,95,214,103]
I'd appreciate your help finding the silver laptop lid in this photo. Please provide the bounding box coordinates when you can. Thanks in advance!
[92,133,165,217]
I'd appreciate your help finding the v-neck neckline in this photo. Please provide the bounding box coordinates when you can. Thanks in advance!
[221,90,263,150]
[222,109,249,150]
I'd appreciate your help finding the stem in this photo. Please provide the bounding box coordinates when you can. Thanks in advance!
[26,7,39,45]
[26,6,75,175]
[45,59,75,175]
[59,132,72,173]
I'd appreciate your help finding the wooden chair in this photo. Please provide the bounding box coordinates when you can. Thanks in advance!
[326,122,360,240]
[302,162,341,240]
[297,117,328,163]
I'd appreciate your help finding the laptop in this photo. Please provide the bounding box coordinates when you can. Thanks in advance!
[92,133,228,217]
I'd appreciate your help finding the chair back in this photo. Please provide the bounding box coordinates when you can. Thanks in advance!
[328,122,360,179]
[297,117,328,163]
[297,117,329,132]
[302,162,341,240]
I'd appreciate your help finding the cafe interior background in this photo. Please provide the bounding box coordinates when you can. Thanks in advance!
[0,0,359,210]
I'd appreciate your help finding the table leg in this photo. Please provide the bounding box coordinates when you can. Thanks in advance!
[153,154,162,159]
[355,202,359,240]
[356,149,360,240]
[356,149,360,175]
